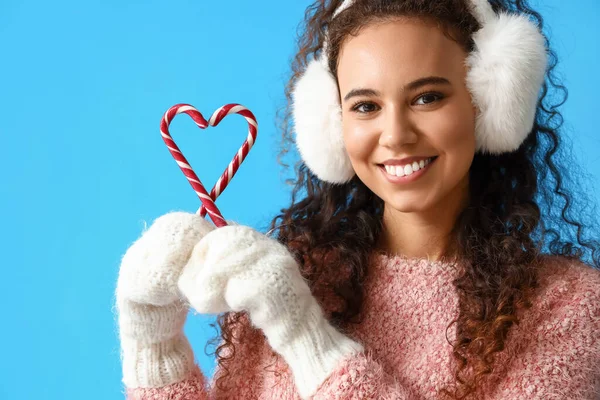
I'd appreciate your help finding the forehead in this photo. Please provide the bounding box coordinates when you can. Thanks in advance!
[337,18,468,88]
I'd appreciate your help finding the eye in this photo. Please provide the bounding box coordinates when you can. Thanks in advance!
[413,92,444,106]
[350,101,380,114]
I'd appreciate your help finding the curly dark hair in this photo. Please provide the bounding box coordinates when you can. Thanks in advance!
[206,1,600,398]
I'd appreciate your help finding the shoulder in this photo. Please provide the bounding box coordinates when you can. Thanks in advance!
[529,254,600,334]
[535,254,600,302]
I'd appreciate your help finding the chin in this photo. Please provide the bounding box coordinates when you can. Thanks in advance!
[383,201,427,213]
[381,192,436,213]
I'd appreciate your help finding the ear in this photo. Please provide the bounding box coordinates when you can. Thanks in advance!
[292,58,355,184]
[466,13,547,154]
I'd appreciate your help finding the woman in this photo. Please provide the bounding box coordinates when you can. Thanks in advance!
[115,0,600,399]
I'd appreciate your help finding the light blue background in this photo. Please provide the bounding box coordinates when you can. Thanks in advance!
[0,1,598,399]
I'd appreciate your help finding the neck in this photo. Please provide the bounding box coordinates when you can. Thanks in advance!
[378,176,469,262]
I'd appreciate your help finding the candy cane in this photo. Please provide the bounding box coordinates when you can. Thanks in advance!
[160,103,258,228]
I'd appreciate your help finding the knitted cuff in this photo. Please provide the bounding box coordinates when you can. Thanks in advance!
[118,300,195,388]
[268,301,365,399]
[120,332,196,388]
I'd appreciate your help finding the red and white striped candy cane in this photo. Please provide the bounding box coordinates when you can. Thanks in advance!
[160,103,258,228]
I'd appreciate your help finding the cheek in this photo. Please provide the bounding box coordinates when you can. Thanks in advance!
[343,123,377,163]
[425,93,476,149]
[433,105,476,176]
[437,115,475,151]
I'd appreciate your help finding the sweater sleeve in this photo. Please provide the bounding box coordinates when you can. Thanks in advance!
[311,349,420,399]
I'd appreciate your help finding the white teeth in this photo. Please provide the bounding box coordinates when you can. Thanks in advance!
[383,157,435,177]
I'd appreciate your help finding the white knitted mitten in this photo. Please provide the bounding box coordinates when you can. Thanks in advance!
[115,211,215,388]
[178,224,364,399]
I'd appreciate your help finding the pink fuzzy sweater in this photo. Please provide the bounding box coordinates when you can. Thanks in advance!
[125,253,600,399]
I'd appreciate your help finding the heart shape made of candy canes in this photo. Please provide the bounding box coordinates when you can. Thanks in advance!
[160,103,258,228]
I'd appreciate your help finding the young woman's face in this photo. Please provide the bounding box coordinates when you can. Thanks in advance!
[337,18,476,213]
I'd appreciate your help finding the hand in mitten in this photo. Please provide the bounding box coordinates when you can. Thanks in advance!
[115,211,215,388]
[177,224,364,399]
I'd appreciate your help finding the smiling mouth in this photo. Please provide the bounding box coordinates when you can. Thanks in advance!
[377,156,438,177]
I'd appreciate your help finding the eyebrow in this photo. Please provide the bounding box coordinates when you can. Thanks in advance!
[342,76,451,103]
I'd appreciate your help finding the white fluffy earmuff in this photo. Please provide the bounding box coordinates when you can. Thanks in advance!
[291,0,548,184]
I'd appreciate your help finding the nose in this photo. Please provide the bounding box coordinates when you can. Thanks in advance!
[378,107,418,148]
